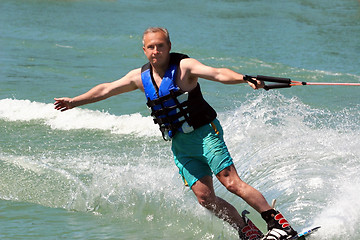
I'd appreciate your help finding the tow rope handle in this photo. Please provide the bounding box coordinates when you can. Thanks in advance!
[243,74,360,90]
[244,75,299,91]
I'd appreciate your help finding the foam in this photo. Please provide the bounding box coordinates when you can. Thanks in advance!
[313,181,360,239]
[0,98,158,137]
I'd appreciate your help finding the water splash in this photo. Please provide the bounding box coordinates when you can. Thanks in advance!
[1,94,359,239]
[0,98,158,136]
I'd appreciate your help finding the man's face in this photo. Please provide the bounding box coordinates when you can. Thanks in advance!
[142,31,171,67]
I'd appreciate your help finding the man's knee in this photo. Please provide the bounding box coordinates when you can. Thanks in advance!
[217,166,246,194]
[224,178,248,195]
[196,193,216,209]
[223,179,237,193]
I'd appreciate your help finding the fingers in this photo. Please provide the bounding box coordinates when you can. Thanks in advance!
[54,102,68,111]
[247,79,265,90]
[256,80,265,89]
[54,98,70,111]
[246,78,257,89]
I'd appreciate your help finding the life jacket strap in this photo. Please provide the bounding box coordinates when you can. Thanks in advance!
[146,90,183,108]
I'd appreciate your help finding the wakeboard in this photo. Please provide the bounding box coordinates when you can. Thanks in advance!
[291,226,321,239]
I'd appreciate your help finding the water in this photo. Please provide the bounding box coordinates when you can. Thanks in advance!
[1,0,360,239]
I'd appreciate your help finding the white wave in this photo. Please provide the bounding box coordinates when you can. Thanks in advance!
[313,181,360,239]
[216,92,360,236]
[2,93,360,238]
[0,98,158,137]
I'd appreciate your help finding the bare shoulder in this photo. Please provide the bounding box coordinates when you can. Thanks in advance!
[179,57,216,80]
[126,68,142,80]
[177,58,203,90]
[109,68,143,93]
[128,68,144,91]
[122,68,143,87]
[180,58,202,70]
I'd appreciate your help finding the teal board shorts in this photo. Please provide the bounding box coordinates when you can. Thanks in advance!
[171,118,234,189]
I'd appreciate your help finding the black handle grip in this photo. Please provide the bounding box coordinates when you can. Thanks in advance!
[257,75,291,84]
[264,83,291,91]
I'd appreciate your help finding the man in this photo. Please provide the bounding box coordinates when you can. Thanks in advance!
[54,27,297,240]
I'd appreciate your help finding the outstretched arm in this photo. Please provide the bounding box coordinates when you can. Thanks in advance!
[181,58,264,89]
[54,68,142,111]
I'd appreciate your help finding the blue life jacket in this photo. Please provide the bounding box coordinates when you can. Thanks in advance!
[141,53,217,140]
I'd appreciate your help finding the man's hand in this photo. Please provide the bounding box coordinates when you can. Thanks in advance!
[246,78,265,90]
[54,97,74,112]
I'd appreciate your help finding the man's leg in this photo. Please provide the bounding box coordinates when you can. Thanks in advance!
[191,175,246,231]
[216,165,272,213]
[191,175,264,239]
[216,164,298,239]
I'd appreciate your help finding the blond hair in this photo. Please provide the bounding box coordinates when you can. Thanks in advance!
[142,27,170,46]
